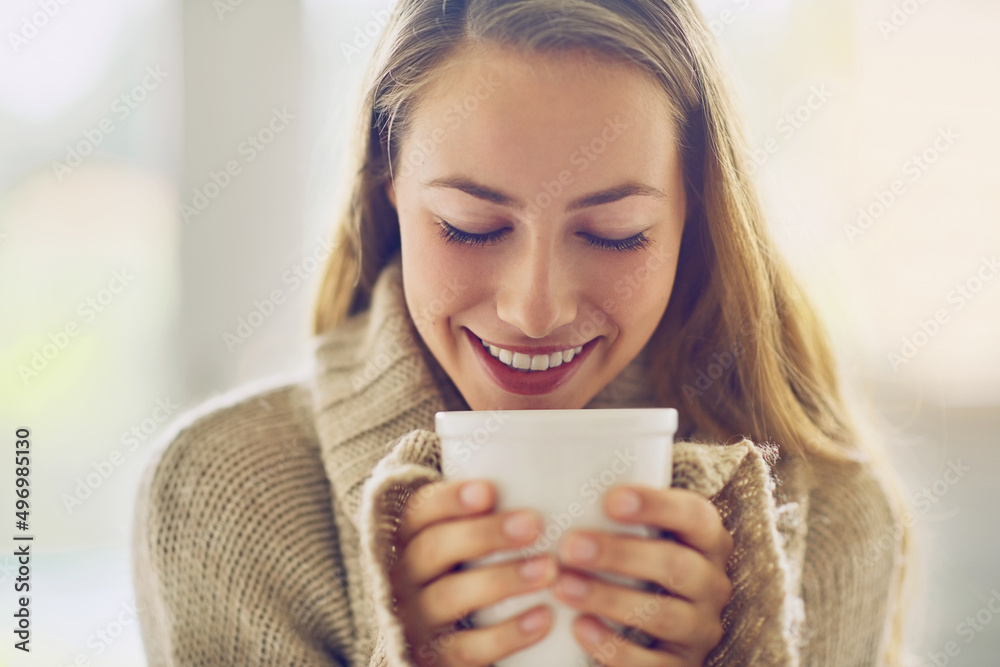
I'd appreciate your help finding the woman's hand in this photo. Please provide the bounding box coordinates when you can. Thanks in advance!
[390,479,557,667]
[551,486,734,666]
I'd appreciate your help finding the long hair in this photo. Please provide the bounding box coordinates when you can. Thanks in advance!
[311,1,915,660]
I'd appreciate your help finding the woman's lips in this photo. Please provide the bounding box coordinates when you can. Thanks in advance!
[464,328,597,396]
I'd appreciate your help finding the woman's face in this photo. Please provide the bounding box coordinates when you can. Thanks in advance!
[386,44,687,411]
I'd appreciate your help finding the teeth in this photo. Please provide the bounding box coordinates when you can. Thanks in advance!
[530,354,549,371]
[480,337,584,372]
[511,352,531,370]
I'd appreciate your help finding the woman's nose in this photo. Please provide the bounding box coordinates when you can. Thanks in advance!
[495,238,577,339]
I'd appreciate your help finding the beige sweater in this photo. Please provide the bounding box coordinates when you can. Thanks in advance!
[131,254,906,666]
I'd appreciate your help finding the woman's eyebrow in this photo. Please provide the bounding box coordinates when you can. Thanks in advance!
[420,176,668,212]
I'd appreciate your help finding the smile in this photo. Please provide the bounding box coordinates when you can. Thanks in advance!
[478,339,583,372]
[464,329,598,395]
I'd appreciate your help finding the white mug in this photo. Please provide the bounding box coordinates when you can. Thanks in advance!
[435,408,677,667]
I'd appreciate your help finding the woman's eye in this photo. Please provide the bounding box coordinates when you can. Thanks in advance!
[584,232,653,252]
[436,219,509,247]
[434,219,652,253]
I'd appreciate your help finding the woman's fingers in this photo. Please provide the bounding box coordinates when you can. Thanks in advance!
[412,554,558,631]
[548,486,735,665]
[557,531,732,608]
[393,479,557,667]
[553,568,723,661]
[397,480,496,548]
[411,605,554,667]
[571,614,691,667]
[397,507,545,586]
[603,486,735,571]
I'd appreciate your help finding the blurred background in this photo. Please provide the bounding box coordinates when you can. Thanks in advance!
[0,0,997,664]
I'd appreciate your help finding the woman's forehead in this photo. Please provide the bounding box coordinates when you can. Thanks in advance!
[400,50,681,196]
[425,42,675,110]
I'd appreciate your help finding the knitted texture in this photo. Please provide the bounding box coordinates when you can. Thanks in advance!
[132,252,904,665]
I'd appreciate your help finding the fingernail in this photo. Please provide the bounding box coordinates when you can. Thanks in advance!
[504,512,539,541]
[563,534,597,562]
[460,481,489,508]
[609,488,641,517]
[578,617,604,644]
[519,557,552,581]
[519,606,550,634]
[556,572,590,600]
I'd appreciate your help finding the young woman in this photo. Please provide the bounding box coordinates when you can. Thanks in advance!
[133,1,916,665]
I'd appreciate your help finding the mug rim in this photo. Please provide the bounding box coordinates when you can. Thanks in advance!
[435,407,678,438]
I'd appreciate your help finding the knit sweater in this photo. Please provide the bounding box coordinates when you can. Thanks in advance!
[131,253,906,666]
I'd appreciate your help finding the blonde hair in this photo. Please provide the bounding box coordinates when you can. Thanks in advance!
[312,1,915,659]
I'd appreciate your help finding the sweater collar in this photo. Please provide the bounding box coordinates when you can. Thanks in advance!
[308,252,662,527]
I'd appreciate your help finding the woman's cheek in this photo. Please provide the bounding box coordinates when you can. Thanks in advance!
[406,246,480,330]
[601,253,653,308]
[598,250,676,327]
[402,236,447,333]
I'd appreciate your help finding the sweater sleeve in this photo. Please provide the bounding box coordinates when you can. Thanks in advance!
[797,458,906,665]
[673,441,907,666]
[131,388,355,666]
[669,439,810,666]
[355,429,446,666]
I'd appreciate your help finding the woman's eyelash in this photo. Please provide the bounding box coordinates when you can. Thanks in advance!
[435,220,652,252]
[436,220,506,247]
[590,233,653,252]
